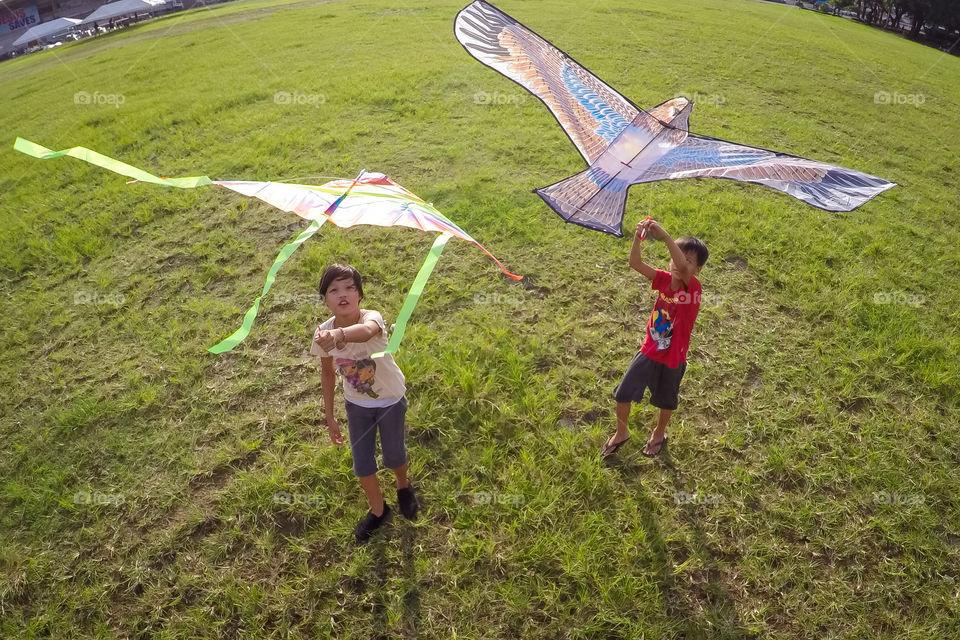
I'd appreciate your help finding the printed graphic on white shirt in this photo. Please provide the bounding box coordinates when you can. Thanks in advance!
[335,357,380,399]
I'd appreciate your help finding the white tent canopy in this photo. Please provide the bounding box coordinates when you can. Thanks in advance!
[80,0,170,25]
[12,17,82,46]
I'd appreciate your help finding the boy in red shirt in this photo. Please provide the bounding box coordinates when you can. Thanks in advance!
[601,218,708,458]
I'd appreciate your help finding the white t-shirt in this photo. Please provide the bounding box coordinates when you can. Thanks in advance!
[310,309,406,408]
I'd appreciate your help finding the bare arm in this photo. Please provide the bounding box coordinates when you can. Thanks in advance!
[629,219,658,281]
[645,219,693,288]
[316,319,383,351]
[339,319,381,343]
[664,236,693,288]
[320,356,343,444]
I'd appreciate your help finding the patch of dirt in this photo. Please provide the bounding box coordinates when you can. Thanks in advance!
[840,397,870,413]
[187,515,222,540]
[338,575,366,594]
[724,255,748,270]
[776,304,802,318]
[558,408,604,431]
[187,447,262,491]
[273,512,307,537]
[745,363,763,390]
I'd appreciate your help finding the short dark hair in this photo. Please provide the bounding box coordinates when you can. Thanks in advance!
[318,264,363,298]
[676,236,708,267]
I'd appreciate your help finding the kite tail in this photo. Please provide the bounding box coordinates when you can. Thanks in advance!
[535,168,629,237]
[372,234,451,358]
[13,137,213,188]
[468,240,523,280]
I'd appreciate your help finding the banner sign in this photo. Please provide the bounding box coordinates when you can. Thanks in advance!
[2,6,40,33]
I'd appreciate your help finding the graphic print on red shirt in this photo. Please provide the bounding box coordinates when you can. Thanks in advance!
[639,269,702,369]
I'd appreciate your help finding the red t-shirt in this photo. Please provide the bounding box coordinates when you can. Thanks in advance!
[639,269,702,368]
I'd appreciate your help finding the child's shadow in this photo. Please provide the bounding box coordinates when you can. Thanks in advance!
[366,523,422,639]
[612,448,758,638]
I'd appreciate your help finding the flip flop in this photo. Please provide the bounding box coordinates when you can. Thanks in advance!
[601,434,631,458]
[642,435,667,458]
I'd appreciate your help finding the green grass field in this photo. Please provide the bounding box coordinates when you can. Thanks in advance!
[2,0,959,637]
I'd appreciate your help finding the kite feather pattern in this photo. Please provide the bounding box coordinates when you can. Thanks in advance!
[455,0,897,236]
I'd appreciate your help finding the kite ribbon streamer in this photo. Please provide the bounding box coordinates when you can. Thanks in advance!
[13,137,213,188]
[207,217,325,354]
[372,233,451,359]
[208,170,365,354]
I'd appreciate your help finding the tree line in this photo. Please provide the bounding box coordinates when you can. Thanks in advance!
[824,0,958,46]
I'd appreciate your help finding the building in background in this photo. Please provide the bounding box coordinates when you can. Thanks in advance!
[1,0,193,58]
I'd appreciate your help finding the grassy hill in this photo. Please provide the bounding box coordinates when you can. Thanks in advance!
[1,0,958,637]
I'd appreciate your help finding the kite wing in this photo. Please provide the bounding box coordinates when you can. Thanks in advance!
[637,134,898,212]
[455,0,657,164]
[217,177,517,276]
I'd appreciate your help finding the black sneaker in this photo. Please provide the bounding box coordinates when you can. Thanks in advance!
[397,485,419,520]
[354,504,392,543]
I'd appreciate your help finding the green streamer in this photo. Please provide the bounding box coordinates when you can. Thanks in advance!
[13,137,213,188]
[373,233,451,358]
[210,170,364,353]
[208,217,327,353]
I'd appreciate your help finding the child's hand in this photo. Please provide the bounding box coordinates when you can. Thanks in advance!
[315,328,339,352]
[638,218,667,240]
[635,217,651,239]
[326,418,344,445]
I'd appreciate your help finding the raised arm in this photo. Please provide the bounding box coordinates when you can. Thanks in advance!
[629,219,658,281]
[644,219,693,288]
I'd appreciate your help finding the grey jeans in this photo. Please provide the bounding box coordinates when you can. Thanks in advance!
[344,397,408,477]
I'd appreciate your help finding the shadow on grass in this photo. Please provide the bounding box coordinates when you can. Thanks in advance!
[365,523,421,639]
[611,448,758,639]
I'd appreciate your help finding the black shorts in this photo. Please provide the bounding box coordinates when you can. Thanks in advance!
[612,352,686,410]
